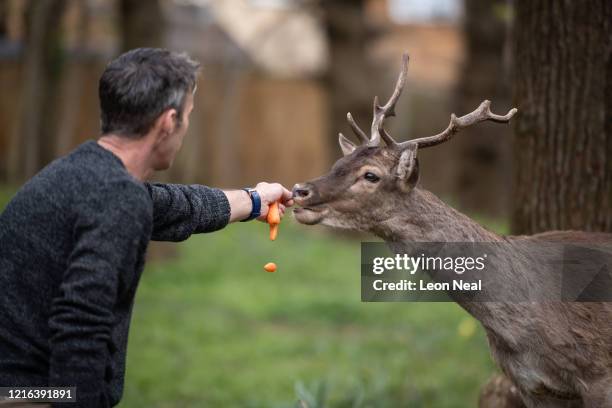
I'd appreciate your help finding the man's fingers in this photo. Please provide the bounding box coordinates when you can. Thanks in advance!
[254,182,294,206]
[281,186,293,203]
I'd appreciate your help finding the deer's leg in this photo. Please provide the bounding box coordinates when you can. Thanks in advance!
[478,374,526,408]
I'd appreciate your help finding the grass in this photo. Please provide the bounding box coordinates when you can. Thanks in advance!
[0,186,499,407]
[120,220,497,408]
[0,185,16,211]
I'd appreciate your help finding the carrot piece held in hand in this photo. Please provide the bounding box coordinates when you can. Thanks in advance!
[267,201,280,241]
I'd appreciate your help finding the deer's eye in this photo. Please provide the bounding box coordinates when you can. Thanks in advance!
[363,172,380,183]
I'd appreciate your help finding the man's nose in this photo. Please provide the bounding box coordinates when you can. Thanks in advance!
[292,183,312,200]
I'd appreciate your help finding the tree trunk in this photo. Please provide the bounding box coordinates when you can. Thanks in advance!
[454,0,512,219]
[119,0,165,51]
[55,0,90,157]
[511,0,612,234]
[8,0,66,183]
[0,1,8,37]
[320,0,376,161]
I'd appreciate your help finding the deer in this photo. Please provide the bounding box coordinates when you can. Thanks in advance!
[292,54,612,408]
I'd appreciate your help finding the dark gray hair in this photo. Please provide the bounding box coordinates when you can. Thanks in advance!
[99,48,200,137]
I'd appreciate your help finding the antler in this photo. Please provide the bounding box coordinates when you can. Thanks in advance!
[370,53,409,146]
[343,112,369,144]
[341,53,518,152]
[396,100,518,149]
[344,53,409,147]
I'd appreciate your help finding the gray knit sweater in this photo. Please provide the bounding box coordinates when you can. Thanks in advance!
[0,141,231,407]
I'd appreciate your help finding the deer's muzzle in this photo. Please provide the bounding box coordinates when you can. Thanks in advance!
[292,182,328,225]
[292,183,313,202]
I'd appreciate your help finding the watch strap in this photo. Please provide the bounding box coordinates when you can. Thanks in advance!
[240,188,261,222]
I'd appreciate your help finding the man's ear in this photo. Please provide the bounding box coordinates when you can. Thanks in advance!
[338,133,357,156]
[153,108,178,144]
[396,143,419,191]
[161,108,178,133]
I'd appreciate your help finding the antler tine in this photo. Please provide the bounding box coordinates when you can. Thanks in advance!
[368,53,409,147]
[380,128,398,148]
[346,112,370,143]
[398,100,518,150]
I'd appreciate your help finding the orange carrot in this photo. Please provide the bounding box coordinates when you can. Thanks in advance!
[264,262,277,273]
[267,201,280,241]
[269,225,278,241]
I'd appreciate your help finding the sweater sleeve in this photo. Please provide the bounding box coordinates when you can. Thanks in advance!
[144,183,231,242]
[48,183,150,408]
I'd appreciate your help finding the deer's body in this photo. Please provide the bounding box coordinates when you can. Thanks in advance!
[385,188,612,407]
[292,54,612,407]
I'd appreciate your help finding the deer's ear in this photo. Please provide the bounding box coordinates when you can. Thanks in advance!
[338,133,357,156]
[396,144,419,191]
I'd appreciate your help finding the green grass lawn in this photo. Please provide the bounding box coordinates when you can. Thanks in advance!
[120,220,497,408]
[0,186,499,407]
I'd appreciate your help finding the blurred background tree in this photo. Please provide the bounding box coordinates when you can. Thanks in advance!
[0,1,7,37]
[319,0,377,160]
[453,0,511,218]
[119,0,165,51]
[511,0,611,234]
[8,0,66,182]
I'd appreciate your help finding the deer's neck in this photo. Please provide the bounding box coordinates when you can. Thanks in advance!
[372,188,502,243]
[371,188,530,332]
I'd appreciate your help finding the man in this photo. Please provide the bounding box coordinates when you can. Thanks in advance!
[0,48,293,407]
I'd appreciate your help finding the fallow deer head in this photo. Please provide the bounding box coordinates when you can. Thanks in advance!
[292,53,517,232]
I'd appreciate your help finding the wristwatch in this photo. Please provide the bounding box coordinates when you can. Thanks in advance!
[240,188,261,222]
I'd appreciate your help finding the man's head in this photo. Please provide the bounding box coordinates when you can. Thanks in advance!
[99,48,199,170]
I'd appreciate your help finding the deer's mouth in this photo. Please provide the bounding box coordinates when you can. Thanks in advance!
[293,206,327,225]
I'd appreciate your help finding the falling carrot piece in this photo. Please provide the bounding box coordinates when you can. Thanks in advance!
[264,262,277,273]
[267,201,280,241]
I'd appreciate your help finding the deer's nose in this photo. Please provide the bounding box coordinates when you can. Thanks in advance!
[292,183,312,200]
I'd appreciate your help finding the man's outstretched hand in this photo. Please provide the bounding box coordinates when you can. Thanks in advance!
[254,182,294,222]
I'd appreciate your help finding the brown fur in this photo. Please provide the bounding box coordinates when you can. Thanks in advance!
[479,374,525,408]
[293,144,612,408]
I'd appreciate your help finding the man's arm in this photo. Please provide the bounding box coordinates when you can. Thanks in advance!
[48,183,150,408]
[145,182,293,242]
[224,182,293,222]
